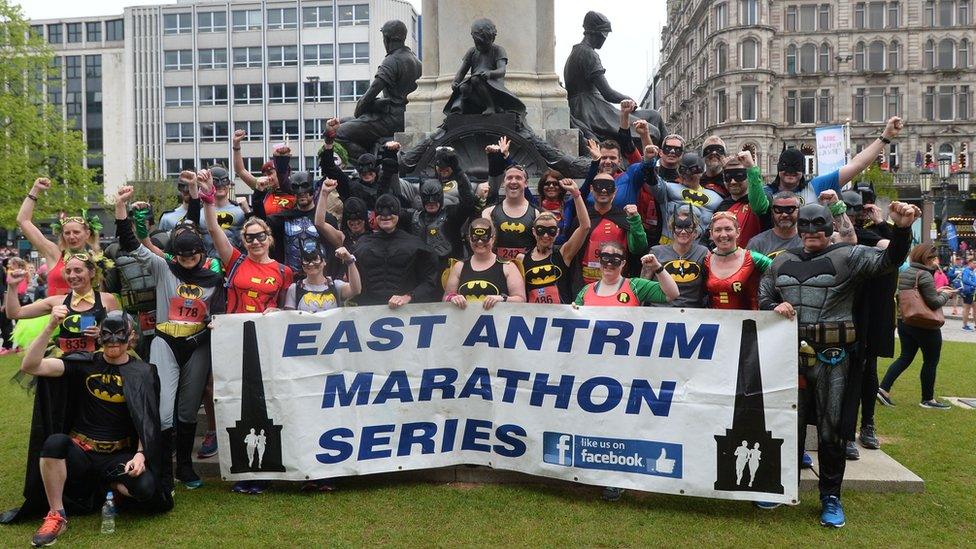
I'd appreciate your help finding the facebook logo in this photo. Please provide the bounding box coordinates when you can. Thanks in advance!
[542,432,574,466]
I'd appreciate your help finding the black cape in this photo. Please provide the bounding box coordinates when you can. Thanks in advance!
[1,354,174,523]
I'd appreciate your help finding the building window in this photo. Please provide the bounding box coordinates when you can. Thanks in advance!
[242,157,264,176]
[164,86,193,107]
[785,89,828,124]
[268,45,299,67]
[198,11,227,33]
[338,42,369,64]
[233,47,262,68]
[800,43,816,73]
[962,0,971,24]
[47,24,62,44]
[198,84,228,106]
[888,1,900,27]
[819,4,830,29]
[924,39,935,69]
[165,122,194,143]
[233,83,262,105]
[818,89,831,122]
[267,8,298,30]
[338,4,370,26]
[868,1,885,28]
[799,4,816,31]
[29,24,42,39]
[740,85,757,121]
[164,50,193,71]
[819,43,830,71]
[868,41,885,71]
[200,158,229,171]
[716,90,728,123]
[960,85,971,119]
[740,38,758,69]
[198,48,228,70]
[854,2,866,28]
[939,38,955,69]
[339,80,370,101]
[106,19,123,41]
[717,42,728,73]
[303,5,334,27]
[66,23,82,43]
[939,85,955,120]
[199,121,229,142]
[233,120,263,141]
[739,0,758,24]
[268,82,299,104]
[163,13,192,35]
[940,0,955,26]
[925,1,936,25]
[232,9,262,31]
[304,80,334,102]
[85,21,101,42]
[269,120,300,140]
[166,159,195,177]
[304,119,328,139]
[854,87,894,122]
[888,86,901,118]
[960,38,970,68]
[888,40,901,70]
[714,2,729,29]
[786,44,797,74]
[303,44,334,66]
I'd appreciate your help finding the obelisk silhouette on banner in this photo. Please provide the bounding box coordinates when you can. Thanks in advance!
[228,320,286,473]
[714,319,784,493]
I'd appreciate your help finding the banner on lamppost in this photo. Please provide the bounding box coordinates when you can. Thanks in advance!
[944,222,958,251]
[815,125,848,176]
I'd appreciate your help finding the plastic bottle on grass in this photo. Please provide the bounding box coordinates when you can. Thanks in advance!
[101,490,116,534]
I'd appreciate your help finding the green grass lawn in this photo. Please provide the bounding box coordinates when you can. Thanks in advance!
[0,342,974,548]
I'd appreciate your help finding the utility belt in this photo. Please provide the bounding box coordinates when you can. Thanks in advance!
[70,431,132,454]
[155,321,207,339]
[797,321,856,369]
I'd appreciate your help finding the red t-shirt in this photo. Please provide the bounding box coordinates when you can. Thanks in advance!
[263,192,296,216]
[226,249,294,313]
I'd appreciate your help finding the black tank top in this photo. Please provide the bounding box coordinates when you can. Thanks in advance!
[457,258,509,301]
[490,203,537,260]
[522,246,569,304]
[57,291,107,355]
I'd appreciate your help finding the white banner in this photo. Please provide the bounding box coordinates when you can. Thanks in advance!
[815,125,848,176]
[212,305,798,503]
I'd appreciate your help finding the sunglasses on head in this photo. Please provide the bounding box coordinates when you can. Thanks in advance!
[662,145,683,155]
[598,252,625,266]
[243,231,269,243]
[771,205,798,215]
[723,170,748,183]
[469,227,493,243]
[534,226,558,237]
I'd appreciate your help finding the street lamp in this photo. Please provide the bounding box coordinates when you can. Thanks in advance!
[920,156,969,254]
[919,168,934,193]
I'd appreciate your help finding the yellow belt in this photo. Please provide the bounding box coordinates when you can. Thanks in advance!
[155,321,206,338]
[70,431,132,454]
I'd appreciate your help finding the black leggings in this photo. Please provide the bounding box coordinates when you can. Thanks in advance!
[40,434,156,502]
[880,321,943,402]
[859,355,879,427]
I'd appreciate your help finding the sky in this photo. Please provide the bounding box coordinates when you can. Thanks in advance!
[18,0,665,100]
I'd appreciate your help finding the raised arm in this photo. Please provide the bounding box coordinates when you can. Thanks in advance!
[315,178,345,248]
[20,307,67,378]
[198,170,235,267]
[334,247,361,300]
[232,130,262,190]
[739,150,770,215]
[560,179,591,264]
[17,178,62,262]
[624,205,648,255]
[837,116,903,186]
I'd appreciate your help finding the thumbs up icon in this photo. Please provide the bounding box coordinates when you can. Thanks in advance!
[654,448,676,475]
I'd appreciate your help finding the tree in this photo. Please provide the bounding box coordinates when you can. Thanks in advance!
[852,163,898,202]
[122,159,182,218]
[0,1,95,228]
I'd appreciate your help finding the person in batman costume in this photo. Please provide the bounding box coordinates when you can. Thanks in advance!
[759,200,918,527]
[267,172,342,276]
[1,310,173,546]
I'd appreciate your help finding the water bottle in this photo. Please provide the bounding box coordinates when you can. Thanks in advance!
[100,490,116,534]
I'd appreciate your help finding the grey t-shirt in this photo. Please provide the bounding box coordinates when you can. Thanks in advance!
[645,243,709,308]
[747,230,801,258]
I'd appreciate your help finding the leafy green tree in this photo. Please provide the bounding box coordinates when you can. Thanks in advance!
[0,1,95,228]
[122,159,182,218]
[852,163,898,201]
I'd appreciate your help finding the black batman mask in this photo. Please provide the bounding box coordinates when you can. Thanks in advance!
[98,310,133,345]
[797,203,834,236]
[420,180,444,208]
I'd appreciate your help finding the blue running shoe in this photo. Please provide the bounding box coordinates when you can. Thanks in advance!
[820,495,846,528]
[198,431,218,459]
[801,452,813,469]
[231,480,251,494]
[754,501,782,510]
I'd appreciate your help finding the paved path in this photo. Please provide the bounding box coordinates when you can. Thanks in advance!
[937,312,976,343]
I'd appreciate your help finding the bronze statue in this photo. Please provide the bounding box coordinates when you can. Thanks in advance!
[335,20,422,158]
[443,18,526,116]
[563,11,668,146]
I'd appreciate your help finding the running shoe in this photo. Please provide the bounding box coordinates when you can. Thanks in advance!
[198,431,218,458]
[820,495,846,528]
[876,388,895,407]
[801,452,814,469]
[301,479,336,492]
[859,424,880,449]
[962,325,973,331]
[919,399,951,409]
[844,441,860,460]
[754,501,782,510]
[176,464,203,490]
[601,487,624,502]
[248,480,270,494]
[231,480,251,494]
[31,511,67,547]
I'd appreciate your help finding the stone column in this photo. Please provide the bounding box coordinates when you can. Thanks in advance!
[404,0,569,135]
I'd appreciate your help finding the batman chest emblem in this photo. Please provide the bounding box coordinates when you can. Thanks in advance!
[86,373,125,403]
[527,264,562,286]
[681,188,709,207]
[665,259,702,283]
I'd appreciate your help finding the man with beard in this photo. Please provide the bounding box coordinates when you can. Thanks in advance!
[767,117,904,205]
[3,311,172,545]
[640,147,724,242]
[157,175,193,232]
[334,20,422,159]
[352,194,439,307]
[714,151,771,247]
[483,165,541,260]
[748,192,802,258]
[700,136,730,198]
[759,200,918,527]
[266,172,341,275]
